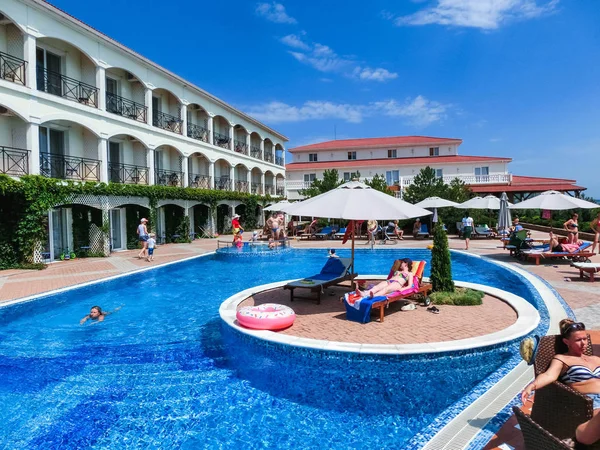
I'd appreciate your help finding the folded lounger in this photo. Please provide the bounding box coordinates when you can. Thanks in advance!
[345,261,432,323]
[524,241,593,266]
[284,257,355,304]
[571,262,600,282]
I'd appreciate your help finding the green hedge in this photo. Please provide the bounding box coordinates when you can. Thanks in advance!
[430,288,484,306]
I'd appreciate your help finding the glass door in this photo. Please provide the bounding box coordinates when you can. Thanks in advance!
[37,47,62,95]
[109,141,121,183]
[106,77,119,113]
[152,97,160,126]
[110,209,123,251]
[51,209,69,260]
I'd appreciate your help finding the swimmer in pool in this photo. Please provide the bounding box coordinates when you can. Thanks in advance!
[80,305,121,325]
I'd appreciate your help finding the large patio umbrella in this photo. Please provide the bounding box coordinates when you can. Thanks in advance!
[510,190,599,210]
[415,196,459,224]
[280,181,432,271]
[497,192,512,235]
[457,195,511,210]
[264,200,291,211]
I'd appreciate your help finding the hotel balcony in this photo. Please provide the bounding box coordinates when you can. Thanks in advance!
[187,123,210,143]
[152,111,182,134]
[251,182,263,195]
[106,93,147,123]
[250,145,262,160]
[264,152,274,163]
[1,146,29,176]
[234,180,249,193]
[37,67,99,108]
[265,184,275,195]
[234,140,248,156]
[0,51,26,85]
[215,176,231,191]
[276,186,284,196]
[155,168,183,187]
[108,162,149,185]
[401,173,512,187]
[275,156,284,166]
[188,173,211,189]
[213,132,230,149]
[40,153,100,181]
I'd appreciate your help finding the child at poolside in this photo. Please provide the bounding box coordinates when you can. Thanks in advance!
[233,231,243,248]
[146,233,156,261]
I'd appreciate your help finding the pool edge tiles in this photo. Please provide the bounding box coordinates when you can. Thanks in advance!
[0,251,215,309]
[219,279,540,355]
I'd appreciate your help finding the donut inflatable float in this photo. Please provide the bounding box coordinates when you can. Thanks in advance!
[236,303,295,330]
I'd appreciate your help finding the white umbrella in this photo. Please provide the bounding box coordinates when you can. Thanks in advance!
[458,195,511,210]
[415,197,458,226]
[497,192,512,234]
[510,190,599,210]
[264,200,291,211]
[281,181,432,270]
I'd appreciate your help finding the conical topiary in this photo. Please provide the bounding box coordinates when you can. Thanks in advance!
[430,223,455,292]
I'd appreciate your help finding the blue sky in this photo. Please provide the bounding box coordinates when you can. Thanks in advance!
[52,0,600,195]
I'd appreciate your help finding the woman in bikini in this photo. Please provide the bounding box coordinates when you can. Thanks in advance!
[564,213,579,244]
[549,231,582,253]
[359,258,414,298]
[591,212,600,254]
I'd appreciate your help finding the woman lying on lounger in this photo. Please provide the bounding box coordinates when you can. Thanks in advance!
[549,231,583,253]
[359,258,413,298]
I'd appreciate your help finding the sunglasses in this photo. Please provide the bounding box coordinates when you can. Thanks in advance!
[563,322,585,336]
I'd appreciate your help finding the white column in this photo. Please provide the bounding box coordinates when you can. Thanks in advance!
[260,172,265,196]
[208,161,215,189]
[181,104,188,137]
[245,133,251,154]
[230,165,235,191]
[145,88,153,126]
[97,138,108,183]
[95,66,106,110]
[229,124,235,151]
[147,148,155,185]
[23,34,37,90]
[246,169,251,194]
[207,116,214,145]
[260,139,265,161]
[26,122,40,175]
[182,156,189,187]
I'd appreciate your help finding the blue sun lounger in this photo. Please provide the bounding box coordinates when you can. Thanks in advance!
[284,257,356,304]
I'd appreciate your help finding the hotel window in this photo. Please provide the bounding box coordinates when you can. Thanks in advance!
[343,172,359,181]
[385,170,400,186]
[309,153,318,162]
[429,147,439,157]
[475,166,489,182]
[303,173,316,183]
[387,149,397,158]
[348,151,356,160]
[435,169,443,179]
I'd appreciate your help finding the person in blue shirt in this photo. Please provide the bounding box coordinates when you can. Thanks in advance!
[512,217,524,232]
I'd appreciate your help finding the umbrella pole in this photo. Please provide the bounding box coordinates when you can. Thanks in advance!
[351,222,355,275]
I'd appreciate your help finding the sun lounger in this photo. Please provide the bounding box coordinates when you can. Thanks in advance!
[314,226,335,240]
[524,241,593,265]
[334,227,347,239]
[414,224,429,239]
[571,262,600,282]
[347,261,431,323]
[473,225,495,238]
[284,258,356,304]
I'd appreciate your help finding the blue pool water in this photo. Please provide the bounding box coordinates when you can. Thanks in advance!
[0,249,543,449]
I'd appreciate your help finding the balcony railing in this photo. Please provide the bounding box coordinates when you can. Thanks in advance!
[276,186,285,196]
[264,152,274,163]
[275,156,284,166]
[251,183,263,195]
[40,153,100,181]
[401,173,512,186]
[189,173,211,189]
[234,140,248,155]
[187,123,209,143]
[36,67,98,108]
[155,169,183,187]
[250,145,262,160]
[153,111,182,134]
[235,180,249,193]
[215,176,231,191]
[265,184,275,195]
[1,146,29,176]
[213,132,230,149]
[0,51,26,85]
[108,162,148,185]
[286,180,311,191]
[106,93,147,123]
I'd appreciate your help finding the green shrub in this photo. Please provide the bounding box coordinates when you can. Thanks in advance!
[0,242,18,270]
[430,288,484,306]
[430,223,455,292]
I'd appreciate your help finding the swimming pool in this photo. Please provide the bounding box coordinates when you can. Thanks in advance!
[0,249,546,449]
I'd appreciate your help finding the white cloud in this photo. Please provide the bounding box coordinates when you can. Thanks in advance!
[288,44,353,73]
[280,34,310,50]
[394,0,559,30]
[245,96,450,127]
[353,66,398,82]
[255,2,297,24]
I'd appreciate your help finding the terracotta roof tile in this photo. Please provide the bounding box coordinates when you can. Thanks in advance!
[289,136,462,152]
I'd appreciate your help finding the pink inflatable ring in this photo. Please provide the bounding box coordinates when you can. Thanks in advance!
[236,303,296,330]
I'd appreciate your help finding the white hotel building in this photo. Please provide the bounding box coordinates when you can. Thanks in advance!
[0,0,286,259]
[285,136,584,201]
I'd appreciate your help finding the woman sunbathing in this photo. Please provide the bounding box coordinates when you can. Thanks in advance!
[549,231,582,253]
[359,258,414,298]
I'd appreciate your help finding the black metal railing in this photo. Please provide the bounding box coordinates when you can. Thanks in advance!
[276,186,285,196]
[234,140,248,155]
[1,146,29,176]
[108,162,148,184]
[188,173,211,189]
[264,152,274,163]
[152,111,182,134]
[106,93,147,123]
[215,176,231,190]
[235,180,249,193]
[250,145,262,160]
[39,153,100,181]
[213,131,230,149]
[36,67,98,107]
[251,183,263,195]
[155,169,183,187]
[0,51,26,85]
[265,184,275,195]
[187,123,209,142]
[275,156,284,166]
